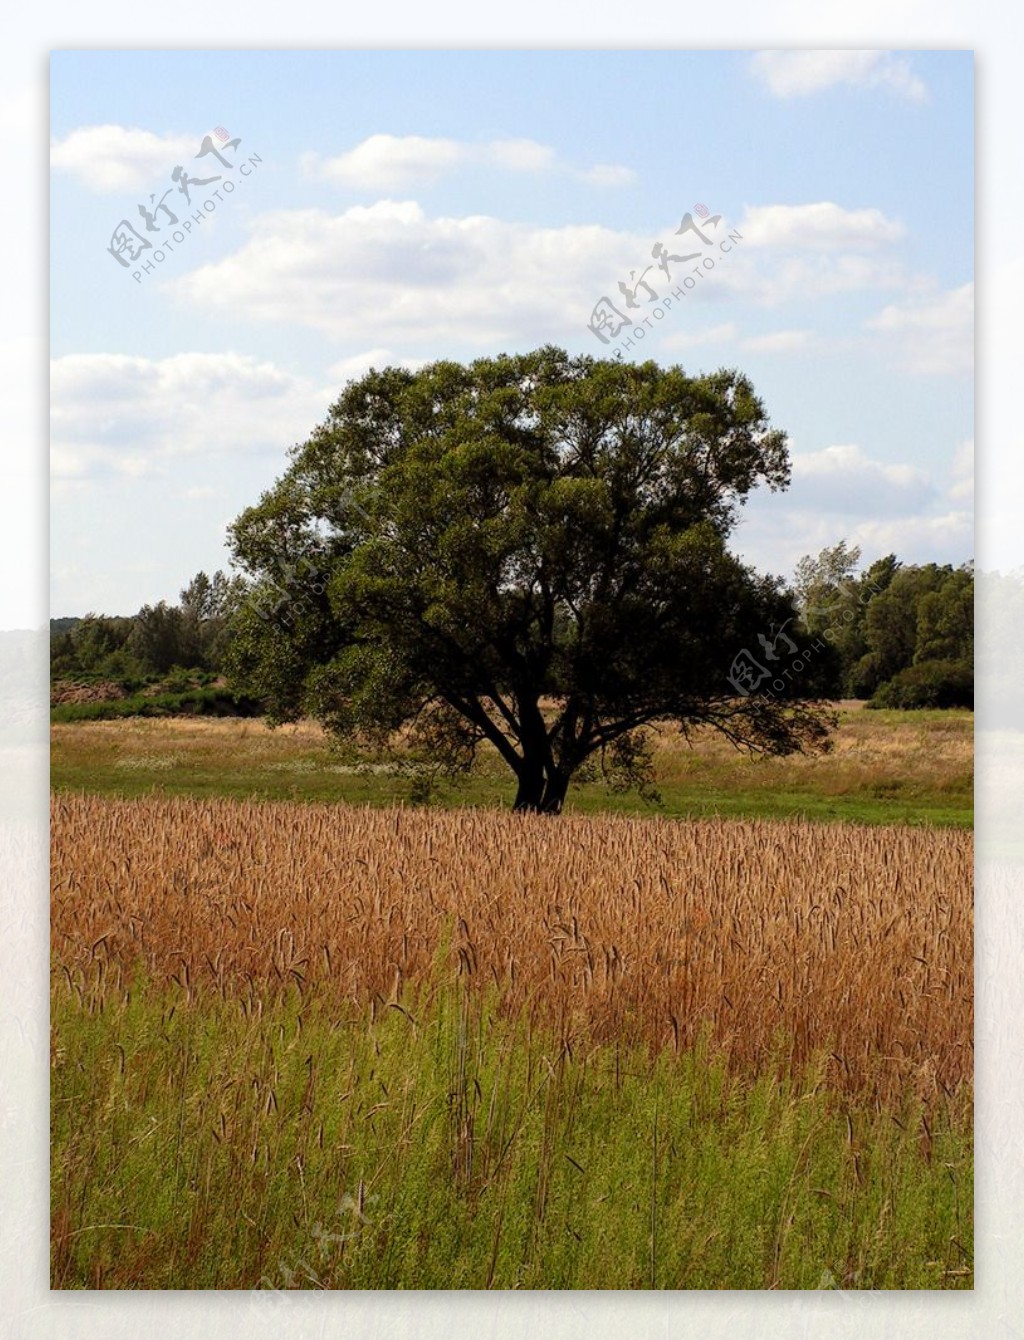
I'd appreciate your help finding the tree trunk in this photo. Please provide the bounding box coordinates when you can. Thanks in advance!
[512,758,546,811]
[513,761,570,814]
[539,770,569,814]
[514,761,570,809]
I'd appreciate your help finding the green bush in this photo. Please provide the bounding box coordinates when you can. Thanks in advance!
[51,687,263,724]
[868,659,973,711]
[163,665,196,693]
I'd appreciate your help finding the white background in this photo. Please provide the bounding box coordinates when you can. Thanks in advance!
[4,4,1014,1337]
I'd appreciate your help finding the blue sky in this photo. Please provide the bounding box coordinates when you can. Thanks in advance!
[50,48,973,616]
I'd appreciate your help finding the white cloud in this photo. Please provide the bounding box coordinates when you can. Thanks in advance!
[325,349,427,383]
[739,329,811,353]
[704,201,912,307]
[735,436,973,577]
[848,510,973,560]
[489,138,559,173]
[735,504,972,582]
[306,135,465,191]
[865,282,973,375]
[949,437,974,504]
[304,133,633,192]
[789,443,935,515]
[166,191,922,349]
[750,51,928,102]
[578,163,637,188]
[171,200,648,346]
[51,124,199,193]
[740,202,905,250]
[51,352,337,485]
[735,254,916,309]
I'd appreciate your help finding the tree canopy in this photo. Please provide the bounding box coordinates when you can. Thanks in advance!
[225,347,835,811]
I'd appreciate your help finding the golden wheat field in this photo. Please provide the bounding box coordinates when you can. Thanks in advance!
[51,793,972,1106]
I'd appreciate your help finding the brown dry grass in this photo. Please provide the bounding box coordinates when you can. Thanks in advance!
[51,704,973,827]
[51,794,972,1105]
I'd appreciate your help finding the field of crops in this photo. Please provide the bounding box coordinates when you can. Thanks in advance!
[51,792,973,1289]
[52,794,971,1102]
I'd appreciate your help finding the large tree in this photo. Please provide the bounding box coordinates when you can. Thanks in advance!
[225,347,834,811]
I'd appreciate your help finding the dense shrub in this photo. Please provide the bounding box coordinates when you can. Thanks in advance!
[51,688,263,723]
[868,659,973,710]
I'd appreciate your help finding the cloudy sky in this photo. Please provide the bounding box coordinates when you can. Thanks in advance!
[51,49,973,617]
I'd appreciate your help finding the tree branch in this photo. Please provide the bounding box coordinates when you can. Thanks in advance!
[441,688,523,773]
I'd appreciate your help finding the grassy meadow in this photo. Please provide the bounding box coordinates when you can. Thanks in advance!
[50,702,973,827]
[51,747,974,1289]
[52,974,971,1291]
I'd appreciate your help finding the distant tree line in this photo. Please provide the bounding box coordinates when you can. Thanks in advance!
[50,570,246,685]
[52,546,973,712]
[792,542,973,709]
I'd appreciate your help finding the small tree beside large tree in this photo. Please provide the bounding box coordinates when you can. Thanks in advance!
[225,347,835,811]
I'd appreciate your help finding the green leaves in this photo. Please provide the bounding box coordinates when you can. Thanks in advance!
[225,347,833,808]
